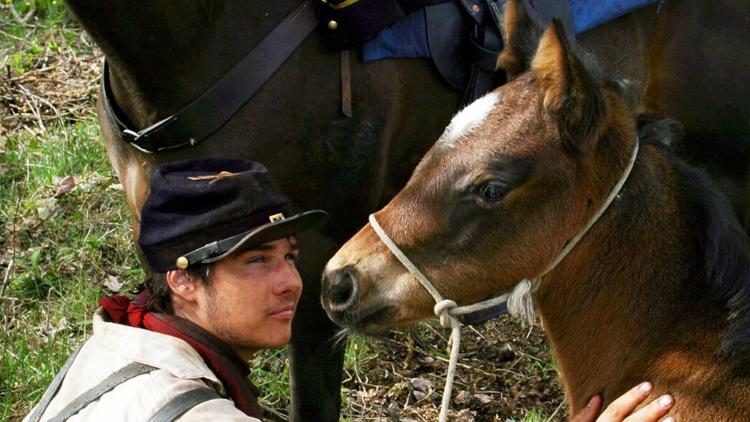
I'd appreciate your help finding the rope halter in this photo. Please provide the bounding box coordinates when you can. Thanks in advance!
[367,139,639,422]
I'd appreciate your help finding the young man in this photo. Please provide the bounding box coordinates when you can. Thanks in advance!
[25,158,327,421]
[25,158,673,421]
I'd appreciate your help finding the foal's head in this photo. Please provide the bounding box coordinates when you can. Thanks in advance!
[322,20,639,335]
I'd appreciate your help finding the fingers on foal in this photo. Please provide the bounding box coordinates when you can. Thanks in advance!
[599,383,674,422]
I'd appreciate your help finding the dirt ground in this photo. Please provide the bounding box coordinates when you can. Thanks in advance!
[338,316,565,421]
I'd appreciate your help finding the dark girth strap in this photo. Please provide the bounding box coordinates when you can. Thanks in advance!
[102,0,319,154]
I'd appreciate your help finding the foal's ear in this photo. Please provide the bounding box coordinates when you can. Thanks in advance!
[497,0,541,79]
[531,19,605,152]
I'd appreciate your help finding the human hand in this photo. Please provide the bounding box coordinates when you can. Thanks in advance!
[569,382,674,422]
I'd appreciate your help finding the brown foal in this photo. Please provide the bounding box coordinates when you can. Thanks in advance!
[322,18,750,421]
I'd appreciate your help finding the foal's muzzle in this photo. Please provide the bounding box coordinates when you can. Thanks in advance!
[321,266,360,315]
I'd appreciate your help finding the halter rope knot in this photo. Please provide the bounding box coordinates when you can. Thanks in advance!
[434,299,458,328]
[367,139,639,422]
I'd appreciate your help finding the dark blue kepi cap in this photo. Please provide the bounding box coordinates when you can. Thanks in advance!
[138,158,328,272]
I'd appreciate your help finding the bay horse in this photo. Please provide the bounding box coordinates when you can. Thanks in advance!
[62,0,750,420]
[321,17,750,420]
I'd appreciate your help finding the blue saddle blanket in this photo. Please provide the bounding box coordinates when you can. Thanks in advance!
[363,0,657,62]
[571,0,656,33]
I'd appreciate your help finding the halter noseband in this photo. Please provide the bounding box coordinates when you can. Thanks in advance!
[368,138,640,422]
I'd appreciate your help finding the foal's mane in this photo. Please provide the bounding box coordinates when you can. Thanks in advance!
[638,118,750,355]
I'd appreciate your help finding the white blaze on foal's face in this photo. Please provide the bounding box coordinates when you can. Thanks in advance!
[438,92,499,148]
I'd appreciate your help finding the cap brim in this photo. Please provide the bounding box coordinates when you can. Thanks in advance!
[202,210,328,264]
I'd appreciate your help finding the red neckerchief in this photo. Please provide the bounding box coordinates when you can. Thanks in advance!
[99,291,262,418]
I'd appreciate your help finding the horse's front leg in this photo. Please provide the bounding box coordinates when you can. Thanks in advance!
[288,229,346,421]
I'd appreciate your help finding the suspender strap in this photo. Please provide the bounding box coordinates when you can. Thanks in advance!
[47,362,156,422]
[27,340,89,422]
[147,388,222,422]
[28,339,223,422]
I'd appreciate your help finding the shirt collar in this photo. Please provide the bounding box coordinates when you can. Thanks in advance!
[93,307,225,394]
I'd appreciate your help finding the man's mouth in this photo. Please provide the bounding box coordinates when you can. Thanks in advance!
[268,304,296,320]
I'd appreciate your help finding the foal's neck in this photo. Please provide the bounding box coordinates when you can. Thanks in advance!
[533,141,725,412]
[65,0,299,128]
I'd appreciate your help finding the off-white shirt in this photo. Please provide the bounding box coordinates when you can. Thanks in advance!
[24,308,260,421]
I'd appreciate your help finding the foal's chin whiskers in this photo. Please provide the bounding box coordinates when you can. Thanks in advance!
[328,327,351,349]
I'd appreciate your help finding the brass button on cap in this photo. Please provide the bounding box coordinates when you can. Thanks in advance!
[328,20,338,30]
[176,256,189,269]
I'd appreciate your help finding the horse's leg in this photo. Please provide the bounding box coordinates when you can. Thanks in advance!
[288,229,345,421]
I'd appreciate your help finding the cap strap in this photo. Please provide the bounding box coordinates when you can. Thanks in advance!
[179,231,248,268]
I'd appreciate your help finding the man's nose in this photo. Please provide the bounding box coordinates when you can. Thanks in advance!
[272,260,303,296]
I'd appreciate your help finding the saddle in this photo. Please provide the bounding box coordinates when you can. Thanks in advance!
[103,0,575,154]
[104,0,652,154]
[317,0,575,105]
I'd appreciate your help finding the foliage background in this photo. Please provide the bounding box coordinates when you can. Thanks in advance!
[1,1,144,420]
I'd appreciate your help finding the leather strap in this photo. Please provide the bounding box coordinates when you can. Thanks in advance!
[102,0,319,154]
[458,293,508,325]
[147,388,222,422]
[27,340,88,422]
[461,23,505,106]
[47,362,157,422]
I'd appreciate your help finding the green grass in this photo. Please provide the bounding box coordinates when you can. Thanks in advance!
[0,6,135,420]
[523,409,545,422]
[250,347,292,417]
[340,334,380,421]
[247,333,378,420]
[1,1,84,71]
[0,118,144,420]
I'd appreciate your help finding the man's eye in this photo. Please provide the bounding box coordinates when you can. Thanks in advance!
[285,253,298,261]
[247,256,267,264]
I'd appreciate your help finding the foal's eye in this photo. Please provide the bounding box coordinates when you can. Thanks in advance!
[475,182,506,202]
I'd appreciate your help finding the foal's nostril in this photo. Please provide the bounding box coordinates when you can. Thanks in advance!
[326,268,360,311]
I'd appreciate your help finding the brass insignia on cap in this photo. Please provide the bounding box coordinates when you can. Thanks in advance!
[327,0,361,10]
[176,256,189,269]
[187,171,239,184]
[269,213,285,223]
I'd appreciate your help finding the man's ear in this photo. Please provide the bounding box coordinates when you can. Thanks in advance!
[166,269,200,302]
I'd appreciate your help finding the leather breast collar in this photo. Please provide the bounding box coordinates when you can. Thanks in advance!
[101,0,319,154]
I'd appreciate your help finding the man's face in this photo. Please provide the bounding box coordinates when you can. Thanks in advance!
[196,237,303,358]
